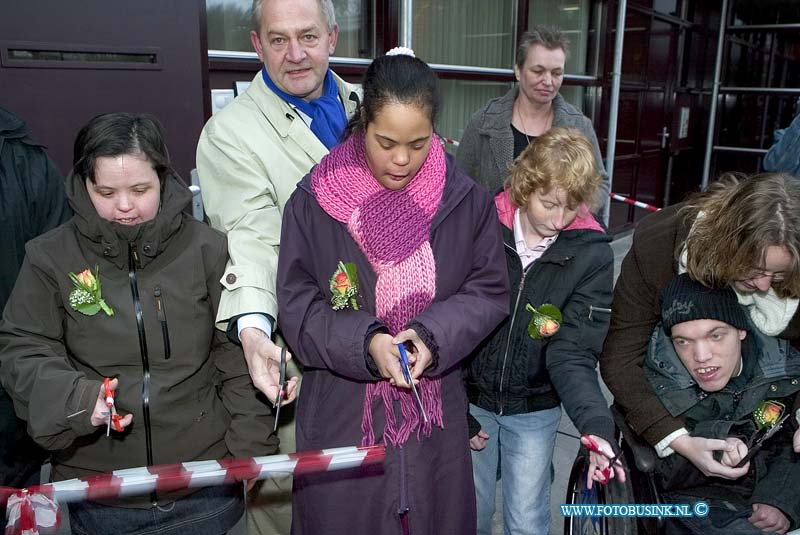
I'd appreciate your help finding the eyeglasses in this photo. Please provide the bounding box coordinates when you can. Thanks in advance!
[736,269,786,286]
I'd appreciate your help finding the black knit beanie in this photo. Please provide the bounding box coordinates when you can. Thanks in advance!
[660,273,750,336]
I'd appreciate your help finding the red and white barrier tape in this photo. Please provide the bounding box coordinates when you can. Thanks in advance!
[1,445,384,535]
[440,137,460,147]
[4,492,60,535]
[609,193,660,212]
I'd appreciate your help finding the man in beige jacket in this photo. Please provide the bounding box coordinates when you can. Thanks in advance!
[195,0,360,532]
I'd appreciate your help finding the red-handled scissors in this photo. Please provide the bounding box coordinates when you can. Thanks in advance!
[581,434,623,485]
[103,378,123,436]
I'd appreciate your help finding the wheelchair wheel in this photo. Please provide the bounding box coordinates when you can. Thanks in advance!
[563,454,637,535]
[619,436,664,535]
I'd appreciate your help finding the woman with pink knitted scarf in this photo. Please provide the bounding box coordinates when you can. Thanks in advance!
[276,49,509,534]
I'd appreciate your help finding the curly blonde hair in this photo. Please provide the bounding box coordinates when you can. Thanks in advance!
[681,172,800,298]
[507,127,601,210]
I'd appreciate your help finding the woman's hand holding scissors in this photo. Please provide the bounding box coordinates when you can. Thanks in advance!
[369,333,408,387]
[392,329,433,381]
[90,378,132,432]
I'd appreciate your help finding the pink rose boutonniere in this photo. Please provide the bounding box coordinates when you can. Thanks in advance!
[329,261,360,310]
[526,303,561,339]
[68,266,114,316]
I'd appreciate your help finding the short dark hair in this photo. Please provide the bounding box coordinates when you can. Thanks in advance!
[515,26,570,69]
[344,53,441,139]
[72,112,172,188]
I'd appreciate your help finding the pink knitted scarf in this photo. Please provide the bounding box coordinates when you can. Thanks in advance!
[311,133,446,447]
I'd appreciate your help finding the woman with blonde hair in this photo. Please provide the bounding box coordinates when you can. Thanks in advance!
[467,127,622,535]
[602,171,800,481]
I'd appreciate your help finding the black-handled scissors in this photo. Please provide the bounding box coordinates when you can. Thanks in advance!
[273,347,287,433]
[734,410,793,468]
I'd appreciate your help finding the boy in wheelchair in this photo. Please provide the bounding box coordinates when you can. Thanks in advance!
[643,273,800,534]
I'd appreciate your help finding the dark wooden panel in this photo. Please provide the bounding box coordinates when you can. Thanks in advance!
[0,0,208,181]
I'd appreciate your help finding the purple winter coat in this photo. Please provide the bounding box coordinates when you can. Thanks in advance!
[277,155,509,535]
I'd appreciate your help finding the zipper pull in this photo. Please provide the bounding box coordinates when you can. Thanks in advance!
[154,286,171,360]
[130,242,141,268]
[154,287,165,321]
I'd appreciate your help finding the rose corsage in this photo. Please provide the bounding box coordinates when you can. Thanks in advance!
[526,303,561,339]
[68,267,114,316]
[753,400,784,430]
[330,261,360,310]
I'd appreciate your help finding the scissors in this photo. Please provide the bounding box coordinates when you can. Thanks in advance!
[734,410,793,468]
[273,347,287,433]
[397,343,428,423]
[103,377,123,436]
[581,434,624,485]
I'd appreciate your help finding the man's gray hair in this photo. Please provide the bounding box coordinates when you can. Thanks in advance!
[252,0,337,34]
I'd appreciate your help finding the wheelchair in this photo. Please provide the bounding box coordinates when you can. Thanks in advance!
[563,406,666,535]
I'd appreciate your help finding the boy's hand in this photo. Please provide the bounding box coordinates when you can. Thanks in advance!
[580,435,626,489]
[719,437,748,467]
[469,430,490,451]
[670,435,750,478]
[749,503,789,534]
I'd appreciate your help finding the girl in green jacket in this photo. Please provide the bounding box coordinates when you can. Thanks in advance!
[0,113,273,535]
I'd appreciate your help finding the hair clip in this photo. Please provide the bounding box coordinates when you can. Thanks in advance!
[386,46,415,58]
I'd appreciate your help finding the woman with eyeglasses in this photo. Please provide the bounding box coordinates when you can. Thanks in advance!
[601,171,800,479]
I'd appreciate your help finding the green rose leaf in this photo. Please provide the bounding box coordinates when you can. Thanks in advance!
[343,262,358,287]
[76,303,101,316]
[537,303,562,323]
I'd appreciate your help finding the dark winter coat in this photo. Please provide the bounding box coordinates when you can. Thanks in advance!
[0,169,276,507]
[277,155,509,535]
[0,107,72,311]
[467,191,615,443]
[600,203,800,445]
[0,107,71,490]
[645,324,800,526]
[763,111,800,176]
